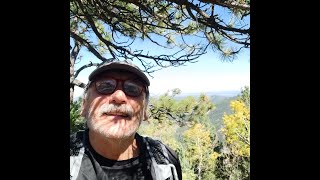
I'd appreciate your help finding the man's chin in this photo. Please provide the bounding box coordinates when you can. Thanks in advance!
[88,121,138,139]
[97,129,136,139]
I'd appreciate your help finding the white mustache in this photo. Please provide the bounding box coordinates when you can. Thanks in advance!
[98,104,134,117]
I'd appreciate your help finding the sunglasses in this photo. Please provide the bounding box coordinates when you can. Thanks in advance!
[94,78,145,97]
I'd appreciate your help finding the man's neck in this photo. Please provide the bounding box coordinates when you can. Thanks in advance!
[88,130,140,161]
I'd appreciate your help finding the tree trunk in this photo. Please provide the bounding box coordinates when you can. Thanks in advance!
[70,61,75,104]
[70,84,74,105]
[197,137,202,180]
[70,42,80,105]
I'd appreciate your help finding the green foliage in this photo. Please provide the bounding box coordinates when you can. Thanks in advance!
[149,88,197,125]
[214,154,250,180]
[181,167,197,180]
[149,89,215,127]
[189,93,215,125]
[237,86,250,108]
[70,98,86,134]
[138,118,181,152]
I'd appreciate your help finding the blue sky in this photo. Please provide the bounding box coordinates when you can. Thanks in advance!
[73,48,250,98]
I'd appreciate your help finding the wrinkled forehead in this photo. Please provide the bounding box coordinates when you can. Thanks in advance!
[92,70,141,81]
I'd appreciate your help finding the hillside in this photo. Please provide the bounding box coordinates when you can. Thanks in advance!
[209,95,238,142]
[210,95,238,122]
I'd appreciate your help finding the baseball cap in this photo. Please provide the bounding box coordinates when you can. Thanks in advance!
[88,61,150,86]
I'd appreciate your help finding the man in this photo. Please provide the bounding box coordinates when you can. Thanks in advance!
[70,61,182,180]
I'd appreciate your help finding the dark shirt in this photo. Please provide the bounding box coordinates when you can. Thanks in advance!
[73,130,182,180]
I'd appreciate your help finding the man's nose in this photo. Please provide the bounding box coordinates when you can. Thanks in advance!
[109,85,127,104]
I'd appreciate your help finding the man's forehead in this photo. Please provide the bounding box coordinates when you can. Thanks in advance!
[94,70,140,80]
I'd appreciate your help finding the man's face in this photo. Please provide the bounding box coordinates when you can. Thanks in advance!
[81,71,147,139]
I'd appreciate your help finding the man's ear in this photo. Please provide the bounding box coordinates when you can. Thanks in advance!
[80,98,87,117]
[143,93,149,121]
[143,106,149,121]
[143,112,148,121]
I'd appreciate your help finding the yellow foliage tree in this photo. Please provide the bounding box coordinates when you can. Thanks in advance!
[183,123,219,180]
[222,100,250,157]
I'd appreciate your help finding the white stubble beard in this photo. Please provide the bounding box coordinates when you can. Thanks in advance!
[86,104,144,139]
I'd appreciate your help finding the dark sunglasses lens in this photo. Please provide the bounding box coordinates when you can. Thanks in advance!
[124,80,143,97]
[95,79,116,94]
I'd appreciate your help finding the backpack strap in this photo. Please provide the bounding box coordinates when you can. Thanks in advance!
[158,142,179,180]
[160,142,169,164]
[143,136,179,180]
[70,147,85,180]
[70,131,86,180]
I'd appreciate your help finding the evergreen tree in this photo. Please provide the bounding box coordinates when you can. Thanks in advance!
[70,98,86,134]
[70,0,250,102]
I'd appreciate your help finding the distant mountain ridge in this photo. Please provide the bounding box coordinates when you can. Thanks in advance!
[179,90,240,97]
